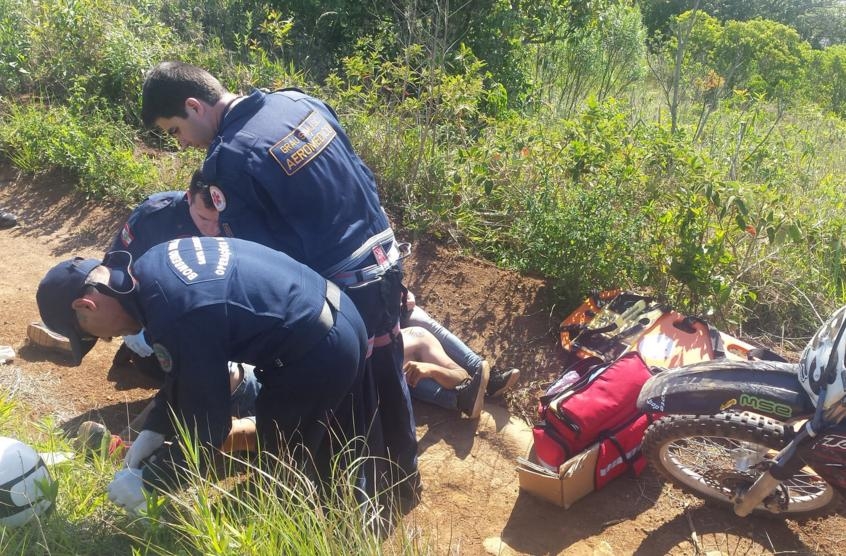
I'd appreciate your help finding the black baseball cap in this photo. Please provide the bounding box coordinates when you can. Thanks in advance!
[36,251,136,365]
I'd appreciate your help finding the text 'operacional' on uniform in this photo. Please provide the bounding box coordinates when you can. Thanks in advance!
[213,237,231,276]
[269,111,338,176]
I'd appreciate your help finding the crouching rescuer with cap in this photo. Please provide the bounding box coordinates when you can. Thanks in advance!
[36,236,369,513]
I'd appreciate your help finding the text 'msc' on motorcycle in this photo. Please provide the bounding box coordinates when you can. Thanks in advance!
[636,305,846,519]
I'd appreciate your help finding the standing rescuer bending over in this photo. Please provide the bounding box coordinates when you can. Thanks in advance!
[140,61,419,498]
[36,236,368,514]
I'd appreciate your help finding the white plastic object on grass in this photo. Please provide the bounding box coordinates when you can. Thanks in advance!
[0,436,54,527]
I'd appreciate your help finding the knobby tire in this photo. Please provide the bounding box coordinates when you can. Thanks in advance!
[643,413,841,519]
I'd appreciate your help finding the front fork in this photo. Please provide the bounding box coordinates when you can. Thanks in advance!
[732,421,813,516]
[733,389,843,517]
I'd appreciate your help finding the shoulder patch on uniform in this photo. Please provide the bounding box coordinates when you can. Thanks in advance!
[120,223,134,247]
[209,186,227,211]
[269,110,337,176]
[153,343,173,373]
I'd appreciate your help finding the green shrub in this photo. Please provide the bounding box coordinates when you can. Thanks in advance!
[0,0,30,95]
[0,102,162,202]
[0,0,844,338]
[807,44,846,119]
[0,0,174,121]
[530,2,647,118]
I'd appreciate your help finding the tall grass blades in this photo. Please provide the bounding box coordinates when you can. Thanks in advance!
[0,394,432,554]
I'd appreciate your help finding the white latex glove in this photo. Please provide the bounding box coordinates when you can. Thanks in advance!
[124,430,166,469]
[107,467,147,515]
[123,330,154,357]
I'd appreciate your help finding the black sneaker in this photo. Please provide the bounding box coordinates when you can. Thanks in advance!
[0,209,17,229]
[456,361,489,419]
[486,367,521,398]
[112,342,135,366]
[112,342,167,382]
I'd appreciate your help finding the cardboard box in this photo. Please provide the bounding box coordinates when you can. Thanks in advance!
[516,443,599,509]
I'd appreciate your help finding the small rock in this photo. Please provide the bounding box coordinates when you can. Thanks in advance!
[594,541,615,555]
[0,209,18,229]
[483,536,516,555]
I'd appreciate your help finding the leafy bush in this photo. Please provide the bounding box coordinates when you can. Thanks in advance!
[325,40,489,227]
[0,0,844,337]
[9,0,174,122]
[717,18,809,103]
[531,2,647,118]
[0,102,161,202]
[807,45,846,118]
[670,11,811,109]
[0,0,29,95]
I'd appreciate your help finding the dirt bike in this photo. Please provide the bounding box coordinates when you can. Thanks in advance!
[635,306,846,519]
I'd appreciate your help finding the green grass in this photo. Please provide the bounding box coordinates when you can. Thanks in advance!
[0,392,423,555]
[0,102,171,204]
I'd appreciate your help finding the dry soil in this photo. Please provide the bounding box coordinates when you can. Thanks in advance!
[0,165,843,555]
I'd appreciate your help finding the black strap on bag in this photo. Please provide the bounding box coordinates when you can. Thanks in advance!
[600,413,655,478]
[538,419,575,461]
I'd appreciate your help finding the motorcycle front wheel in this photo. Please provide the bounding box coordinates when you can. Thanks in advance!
[643,412,841,519]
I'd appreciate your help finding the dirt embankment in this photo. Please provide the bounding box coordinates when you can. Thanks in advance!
[0,167,842,555]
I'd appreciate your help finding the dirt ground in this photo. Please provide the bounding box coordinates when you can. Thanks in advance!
[0,165,844,555]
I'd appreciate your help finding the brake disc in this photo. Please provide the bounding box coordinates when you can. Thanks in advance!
[702,468,757,495]
[701,468,789,510]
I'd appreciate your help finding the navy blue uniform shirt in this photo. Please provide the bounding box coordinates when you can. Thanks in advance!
[199,88,418,484]
[116,236,365,487]
[109,191,198,260]
[202,89,391,274]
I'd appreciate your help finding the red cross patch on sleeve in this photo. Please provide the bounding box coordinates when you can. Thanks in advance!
[120,223,134,247]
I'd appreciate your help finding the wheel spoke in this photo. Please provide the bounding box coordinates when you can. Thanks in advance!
[644,414,839,517]
[658,433,833,513]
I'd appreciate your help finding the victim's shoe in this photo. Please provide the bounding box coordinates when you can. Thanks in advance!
[486,367,521,398]
[456,361,489,419]
[27,322,73,354]
[0,209,17,229]
[74,421,125,458]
